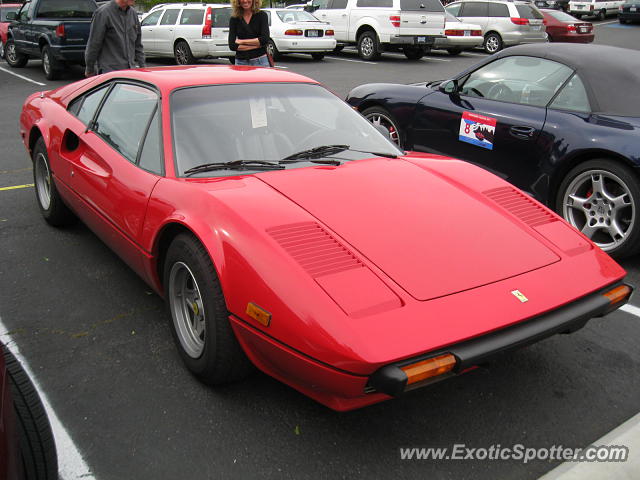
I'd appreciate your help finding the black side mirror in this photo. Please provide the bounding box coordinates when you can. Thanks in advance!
[438,79,459,95]
[6,11,17,20]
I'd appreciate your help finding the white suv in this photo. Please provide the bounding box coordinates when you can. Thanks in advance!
[141,3,234,65]
[311,0,446,61]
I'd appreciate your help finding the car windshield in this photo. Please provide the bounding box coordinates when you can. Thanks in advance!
[546,10,581,21]
[276,9,319,22]
[36,0,97,18]
[0,6,19,21]
[171,83,402,177]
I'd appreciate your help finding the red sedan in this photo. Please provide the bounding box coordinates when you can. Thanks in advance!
[542,8,594,42]
[19,66,631,411]
[0,3,21,59]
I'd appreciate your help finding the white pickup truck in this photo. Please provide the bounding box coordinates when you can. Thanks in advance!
[311,0,446,60]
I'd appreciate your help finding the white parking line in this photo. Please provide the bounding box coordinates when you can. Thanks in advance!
[0,316,95,480]
[0,66,46,86]
[621,303,640,318]
[326,55,378,64]
[593,20,619,26]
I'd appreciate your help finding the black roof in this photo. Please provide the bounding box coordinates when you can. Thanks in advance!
[494,43,640,117]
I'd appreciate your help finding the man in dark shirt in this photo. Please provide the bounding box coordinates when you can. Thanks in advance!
[85,0,145,76]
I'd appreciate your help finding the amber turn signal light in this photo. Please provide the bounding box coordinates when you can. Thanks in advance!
[603,285,632,306]
[246,302,271,327]
[401,354,457,385]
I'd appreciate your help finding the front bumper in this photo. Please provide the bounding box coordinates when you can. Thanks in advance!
[369,282,632,397]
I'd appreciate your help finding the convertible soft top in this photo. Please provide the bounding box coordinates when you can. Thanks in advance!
[494,43,640,117]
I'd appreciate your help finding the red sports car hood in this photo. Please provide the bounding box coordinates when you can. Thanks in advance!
[258,157,560,301]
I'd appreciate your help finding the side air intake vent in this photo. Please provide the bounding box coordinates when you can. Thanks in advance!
[267,222,363,278]
[484,186,557,227]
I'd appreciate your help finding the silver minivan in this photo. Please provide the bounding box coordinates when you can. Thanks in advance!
[445,0,547,53]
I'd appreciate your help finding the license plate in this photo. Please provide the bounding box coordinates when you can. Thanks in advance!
[306,30,320,37]
[631,7,637,11]
[416,36,426,43]
[578,27,588,33]
[464,30,470,36]
[532,25,541,30]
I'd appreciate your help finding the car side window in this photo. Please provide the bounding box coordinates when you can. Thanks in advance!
[180,9,204,25]
[212,8,231,27]
[356,0,393,6]
[93,84,159,164]
[138,107,163,174]
[549,74,591,113]
[445,3,462,16]
[141,10,162,26]
[330,0,349,7]
[488,3,509,17]
[71,86,110,126]
[18,0,31,21]
[315,0,331,9]
[460,56,573,106]
[459,2,488,16]
[160,8,180,25]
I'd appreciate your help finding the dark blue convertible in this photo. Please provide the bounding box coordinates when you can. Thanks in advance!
[346,43,640,259]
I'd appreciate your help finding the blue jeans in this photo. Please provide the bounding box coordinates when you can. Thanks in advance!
[235,55,270,67]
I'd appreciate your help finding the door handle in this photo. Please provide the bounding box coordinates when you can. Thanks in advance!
[341,14,347,16]
[509,125,535,139]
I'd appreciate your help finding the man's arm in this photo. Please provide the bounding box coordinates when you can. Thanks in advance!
[134,16,145,68]
[85,9,107,75]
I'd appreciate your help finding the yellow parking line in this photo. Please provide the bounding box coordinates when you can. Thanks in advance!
[0,183,34,191]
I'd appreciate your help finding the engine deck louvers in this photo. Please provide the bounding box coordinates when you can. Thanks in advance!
[484,186,557,227]
[267,222,363,278]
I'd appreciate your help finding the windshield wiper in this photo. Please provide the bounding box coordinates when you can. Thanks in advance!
[183,160,284,176]
[281,144,397,163]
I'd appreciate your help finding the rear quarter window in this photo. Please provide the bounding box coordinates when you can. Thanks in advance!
[488,3,509,16]
[212,7,231,27]
[400,0,445,12]
[515,5,543,18]
[180,9,205,25]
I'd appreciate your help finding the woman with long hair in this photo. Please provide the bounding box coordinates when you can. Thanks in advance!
[228,0,271,67]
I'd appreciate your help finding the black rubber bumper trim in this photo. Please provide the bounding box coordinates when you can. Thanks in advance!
[369,282,632,397]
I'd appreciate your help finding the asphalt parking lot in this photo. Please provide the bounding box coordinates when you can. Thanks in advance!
[1,18,639,480]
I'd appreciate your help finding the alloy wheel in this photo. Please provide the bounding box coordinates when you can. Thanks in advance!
[169,261,206,358]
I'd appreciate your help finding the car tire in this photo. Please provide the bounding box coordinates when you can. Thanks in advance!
[174,40,195,65]
[311,52,325,60]
[596,9,606,20]
[556,159,640,259]
[41,45,62,81]
[267,40,280,61]
[446,47,462,55]
[32,137,76,227]
[357,30,381,61]
[402,46,424,60]
[4,38,28,68]
[0,41,5,59]
[361,106,402,148]
[3,344,58,480]
[164,233,254,384]
[483,32,503,54]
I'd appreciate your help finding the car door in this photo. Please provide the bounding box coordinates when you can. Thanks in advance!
[411,55,574,197]
[141,10,164,54]
[315,0,348,41]
[10,0,33,53]
[155,8,181,55]
[62,82,163,275]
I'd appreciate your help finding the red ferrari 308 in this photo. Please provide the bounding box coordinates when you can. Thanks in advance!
[19,66,631,411]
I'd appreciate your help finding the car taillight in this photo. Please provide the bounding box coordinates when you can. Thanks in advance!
[543,18,547,25]
[472,30,482,36]
[619,5,623,11]
[390,15,400,27]
[567,24,577,32]
[55,24,65,38]
[589,4,594,10]
[510,17,529,25]
[325,29,334,35]
[202,7,212,38]
[445,29,462,36]
[284,29,303,35]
